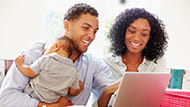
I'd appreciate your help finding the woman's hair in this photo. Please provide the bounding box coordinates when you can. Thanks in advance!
[109,8,168,62]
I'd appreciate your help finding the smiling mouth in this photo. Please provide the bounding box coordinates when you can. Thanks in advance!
[129,41,142,48]
[131,42,140,46]
[82,40,90,45]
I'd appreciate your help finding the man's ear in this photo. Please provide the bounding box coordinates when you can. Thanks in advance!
[64,20,70,32]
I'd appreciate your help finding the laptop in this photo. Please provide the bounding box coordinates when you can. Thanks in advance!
[112,72,171,107]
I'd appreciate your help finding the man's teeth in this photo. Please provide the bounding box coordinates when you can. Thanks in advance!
[131,42,140,46]
[82,40,89,44]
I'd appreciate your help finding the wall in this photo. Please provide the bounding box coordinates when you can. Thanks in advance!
[0,0,44,59]
[160,0,190,69]
[0,0,160,59]
[1,0,190,70]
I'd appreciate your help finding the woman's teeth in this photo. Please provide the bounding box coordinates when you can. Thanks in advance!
[131,42,140,46]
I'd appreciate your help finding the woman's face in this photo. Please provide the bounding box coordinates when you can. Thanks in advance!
[125,18,151,54]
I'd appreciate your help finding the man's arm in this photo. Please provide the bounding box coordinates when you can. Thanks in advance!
[0,63,39,107]
[0,65,71,107]
[92,59,112,96]
[86,58,111,106]
[0,41,45,107]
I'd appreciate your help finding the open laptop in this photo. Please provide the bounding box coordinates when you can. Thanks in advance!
[112,72,171,107]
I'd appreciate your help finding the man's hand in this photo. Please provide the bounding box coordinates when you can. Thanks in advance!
[38,96,73,107]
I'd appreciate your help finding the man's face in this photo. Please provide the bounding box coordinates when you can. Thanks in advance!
[65,13,99,53]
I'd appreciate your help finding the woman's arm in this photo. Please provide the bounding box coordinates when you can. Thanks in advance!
[98,80,120,107]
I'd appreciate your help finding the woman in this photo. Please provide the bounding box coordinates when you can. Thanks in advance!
[98,8,168,106]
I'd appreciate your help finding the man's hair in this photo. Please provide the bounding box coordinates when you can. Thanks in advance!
[64,3,98,21]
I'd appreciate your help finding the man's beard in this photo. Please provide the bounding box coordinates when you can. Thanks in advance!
[73,44,82,54]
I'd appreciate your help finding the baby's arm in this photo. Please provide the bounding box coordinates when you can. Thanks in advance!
[69,80,84,96]
[15,55,36,78]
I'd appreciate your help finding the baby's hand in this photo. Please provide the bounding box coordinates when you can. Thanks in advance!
[79,80,84,92]
[15,55,25,66]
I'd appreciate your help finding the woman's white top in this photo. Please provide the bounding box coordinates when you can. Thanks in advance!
[102,53,169,106]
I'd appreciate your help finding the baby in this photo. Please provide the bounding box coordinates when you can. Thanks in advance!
[15,36,83,103]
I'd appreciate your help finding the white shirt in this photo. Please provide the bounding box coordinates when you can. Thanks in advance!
[102,54,169,106]
[103,54,168,83]
[0,41,111,107]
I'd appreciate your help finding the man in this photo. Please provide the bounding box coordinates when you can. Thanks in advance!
[0,3,111,107]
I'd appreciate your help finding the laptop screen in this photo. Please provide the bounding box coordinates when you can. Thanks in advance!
[112,72,171,107]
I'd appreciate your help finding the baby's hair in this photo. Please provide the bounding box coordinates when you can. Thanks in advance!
[44,36,74,57]
[57,36,74,58]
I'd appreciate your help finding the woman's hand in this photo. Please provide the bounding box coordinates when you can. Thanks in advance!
[98,80,121,107]
[38,96,73,107]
